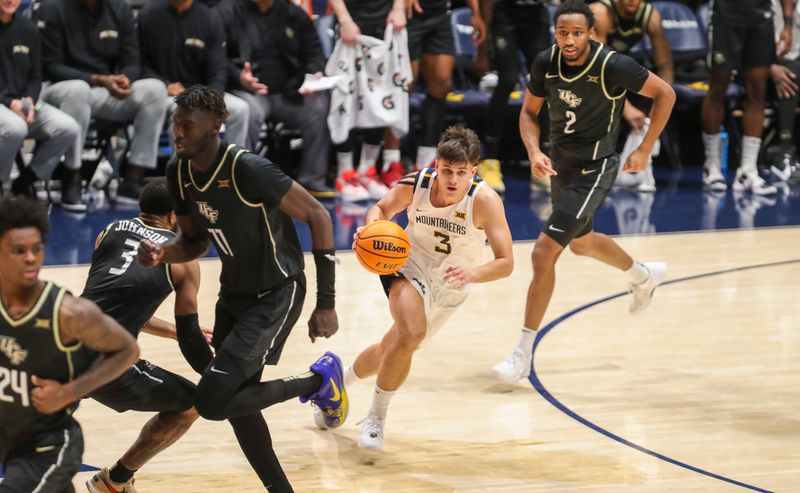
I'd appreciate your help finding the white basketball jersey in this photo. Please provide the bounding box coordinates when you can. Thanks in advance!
[404,168,488,278]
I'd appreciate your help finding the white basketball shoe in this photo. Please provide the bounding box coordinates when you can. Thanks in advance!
[492,347,532,384]
[357,414,386,451]
[628,262,668,315]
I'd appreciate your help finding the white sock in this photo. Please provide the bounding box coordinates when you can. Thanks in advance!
[337,151,354,176]
[702,132,721,170]
[344,364,364,388]
[626,260,649,284]
[518,327,536,353]
[740,136,762,176]
[416,146,437,169]
[360,144,382,171]
[382,149,401,171]
[368,385,395,419]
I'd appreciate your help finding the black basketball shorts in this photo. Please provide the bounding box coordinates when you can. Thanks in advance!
[544,154,620,246]
[407,12,456,61]
[89,359,196,414]
[205,275,307,387]
[0,420,83,493]
[708,19,775,70]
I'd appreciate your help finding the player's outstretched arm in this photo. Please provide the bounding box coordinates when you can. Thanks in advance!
[444,187,513,288]
[138,215,210,267]
[626,71,675,172]
[31,296,139,414]
[278,182,339,342]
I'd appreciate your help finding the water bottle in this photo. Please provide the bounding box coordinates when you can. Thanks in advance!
[719,127,729,176]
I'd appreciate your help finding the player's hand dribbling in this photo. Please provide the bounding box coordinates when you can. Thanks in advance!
[31,376,75,414]
[308,308,339,343]
[443,265,475,289]
[530,152,556,179]
[623,147,650,172]
[138,239,164,267]
[351,225,366,249]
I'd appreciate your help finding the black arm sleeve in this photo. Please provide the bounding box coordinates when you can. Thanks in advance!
[526,49,552,97]
[175,314,213,374]
[165,158,191,215]
[603,52,650,94]
[234,155,294,207]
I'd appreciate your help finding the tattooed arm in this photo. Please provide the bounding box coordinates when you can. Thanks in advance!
[30,295,138,414]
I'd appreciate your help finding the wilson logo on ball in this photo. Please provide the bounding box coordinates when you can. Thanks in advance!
[372,240,407,254]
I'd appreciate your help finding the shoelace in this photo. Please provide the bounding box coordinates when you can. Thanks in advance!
[356,415,385,435]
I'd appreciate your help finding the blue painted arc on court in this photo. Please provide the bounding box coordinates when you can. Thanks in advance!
[528,259,800,493]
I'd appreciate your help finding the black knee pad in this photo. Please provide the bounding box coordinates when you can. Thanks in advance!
[195,376,234,421]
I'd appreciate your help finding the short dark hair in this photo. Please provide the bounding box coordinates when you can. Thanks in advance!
[554,0,595,29]
[0,196,50,241]
[437,126,481,165]
[174,85,229,123]
[139,178,174,216]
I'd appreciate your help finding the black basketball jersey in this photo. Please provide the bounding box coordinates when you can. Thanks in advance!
[81,218,175,337]
[711,0,772,25]
[528,41,649,167]
[167,142,304,295]
[0,282,91,458]
[596,0,652,53]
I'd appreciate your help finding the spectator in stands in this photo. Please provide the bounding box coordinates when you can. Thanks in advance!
[591,0,674,192]
[700,0,792,194]
[0,0,81,208]
[35,0,168,203]
[473,0,550,193]
[769,0,800,181]
[379,0,487,189]
[137,0,250,148]
[218,0,334,198]
[328,0,406,202]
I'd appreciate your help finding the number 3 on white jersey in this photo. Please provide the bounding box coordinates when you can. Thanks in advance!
[564,110,576,134]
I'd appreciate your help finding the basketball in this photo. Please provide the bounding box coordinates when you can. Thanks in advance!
[355,220,410,275]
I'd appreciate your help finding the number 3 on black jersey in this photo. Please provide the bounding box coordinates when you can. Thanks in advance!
[564,110,576,134]
[109,239,140,275]
[434,231,451,255]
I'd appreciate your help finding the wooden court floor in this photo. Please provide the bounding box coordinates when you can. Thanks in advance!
[41,226,799,492]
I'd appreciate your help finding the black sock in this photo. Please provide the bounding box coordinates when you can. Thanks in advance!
[230,414,293,492]
[108,460,136,483]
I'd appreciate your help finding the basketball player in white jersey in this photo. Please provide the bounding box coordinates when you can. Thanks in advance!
[315,127,513,451]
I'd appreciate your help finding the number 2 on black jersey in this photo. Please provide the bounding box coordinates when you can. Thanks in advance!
[564,110,576,134]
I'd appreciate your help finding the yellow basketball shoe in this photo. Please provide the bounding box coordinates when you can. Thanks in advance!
[477,159,505,193]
